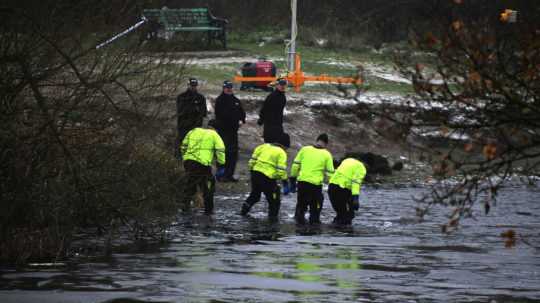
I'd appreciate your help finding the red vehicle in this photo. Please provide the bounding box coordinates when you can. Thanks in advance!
[240,59,276,91]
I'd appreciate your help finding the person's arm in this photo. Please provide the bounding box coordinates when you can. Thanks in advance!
[180,129,192,157]
[351,163,367,196]
[213,131,226,166]
[249,145,262,170]
[290,148,304,178]
[176,94,184,115]
[238,97,246,124]
[325,152,335,181]
[214,95,225,122]
[201,95,208,117]
[276,149,288,181]
[258,95,270,125]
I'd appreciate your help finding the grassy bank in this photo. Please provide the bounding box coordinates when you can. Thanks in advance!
[151,32,414,95]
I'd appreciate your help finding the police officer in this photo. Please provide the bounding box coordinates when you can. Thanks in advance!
[328,158,367,225]
[290,134,335,225]
[257,78,287,143]
[214,80,246,182]
[180,119,225,215]
[176,78,207,158]
[240,132,290,221]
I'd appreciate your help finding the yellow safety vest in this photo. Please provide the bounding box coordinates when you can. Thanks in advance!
[290,145,334,185]
[249,143,288,180]
[329,158,366,195]
[181,128,225,166]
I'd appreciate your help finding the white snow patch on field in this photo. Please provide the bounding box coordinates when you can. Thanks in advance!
[315,59,357,69]
[362,63,412,84]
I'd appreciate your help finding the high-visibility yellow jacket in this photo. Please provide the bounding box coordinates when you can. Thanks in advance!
[290,145,334,186]
[249,143,288,180]
[181,127,225,166]
[329,158,367,195]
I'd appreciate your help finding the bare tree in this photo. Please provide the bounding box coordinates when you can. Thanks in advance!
[367,1,540,232]
[0,0,184,263]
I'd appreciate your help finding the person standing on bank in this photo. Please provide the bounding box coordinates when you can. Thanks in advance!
[290,134,334,225]
[328,158,367,225]
[176,78,207,158]
[257,78,287,143]
[180,119,225,215]
[214,80,246,182]
[240,133,290,221]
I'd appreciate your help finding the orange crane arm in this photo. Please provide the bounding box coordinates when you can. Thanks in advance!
[232,54,362,92]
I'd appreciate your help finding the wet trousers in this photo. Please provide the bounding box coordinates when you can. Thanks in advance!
[217,129,239,179]
[241,171,281,219]
[328,183,354,225]
[181,160,215,214]
[294,181,324,224]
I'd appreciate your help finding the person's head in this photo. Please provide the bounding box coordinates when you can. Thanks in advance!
[188,77,198,91]
[207,119,217,129]
[275,78,287,92]
[316,133,329,148]
[223,80,233,94]
[273,132,290,150]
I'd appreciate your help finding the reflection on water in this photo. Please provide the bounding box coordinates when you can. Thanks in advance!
[1,186,540,303]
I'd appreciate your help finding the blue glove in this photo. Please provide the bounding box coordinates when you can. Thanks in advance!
[351,195,359,211]
[215,166,225,178]
[282,180,290,195]
[289,177,297,193]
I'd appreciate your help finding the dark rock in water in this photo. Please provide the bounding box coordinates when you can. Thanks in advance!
[342,152,393,176]
[392,162,404,171]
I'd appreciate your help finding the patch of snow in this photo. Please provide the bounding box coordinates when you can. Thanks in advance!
[418,130,470,141]
[315,59,356,69]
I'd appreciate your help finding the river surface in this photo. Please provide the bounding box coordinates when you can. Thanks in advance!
[1,184,539,303]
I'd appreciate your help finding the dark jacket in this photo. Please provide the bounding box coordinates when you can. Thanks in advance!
[215,92,246,132]
[176,89,207,130]
[259,89,286,128]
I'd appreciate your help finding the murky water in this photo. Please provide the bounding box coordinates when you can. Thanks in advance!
[1,185,539,303]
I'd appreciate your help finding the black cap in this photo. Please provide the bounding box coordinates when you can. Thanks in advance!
[316,133,329,144]
[277,78,287,86]
[189,78,198,86]
[223,80,233,89]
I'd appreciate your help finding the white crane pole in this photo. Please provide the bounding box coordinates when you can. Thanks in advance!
[288,0,297,71]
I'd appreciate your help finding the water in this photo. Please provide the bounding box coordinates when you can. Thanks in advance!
[1,185,539,303]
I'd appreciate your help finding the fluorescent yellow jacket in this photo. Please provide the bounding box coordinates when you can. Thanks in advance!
[290,145,334,186]
[329,158,367,195]
[249,143,288,180]
[181,127,225,166]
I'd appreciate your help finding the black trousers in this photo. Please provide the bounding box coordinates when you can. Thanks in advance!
[181,160,215,214]
[217,129,238,179]
[295,181,324,224]
[242,171,281,219]
[328,183,354,225]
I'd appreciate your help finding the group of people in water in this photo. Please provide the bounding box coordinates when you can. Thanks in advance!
[177,77,366,225]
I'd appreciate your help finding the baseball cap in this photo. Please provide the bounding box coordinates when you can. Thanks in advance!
[277,78,287,86]
[189,78,198,86]
[223,80,233,89]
